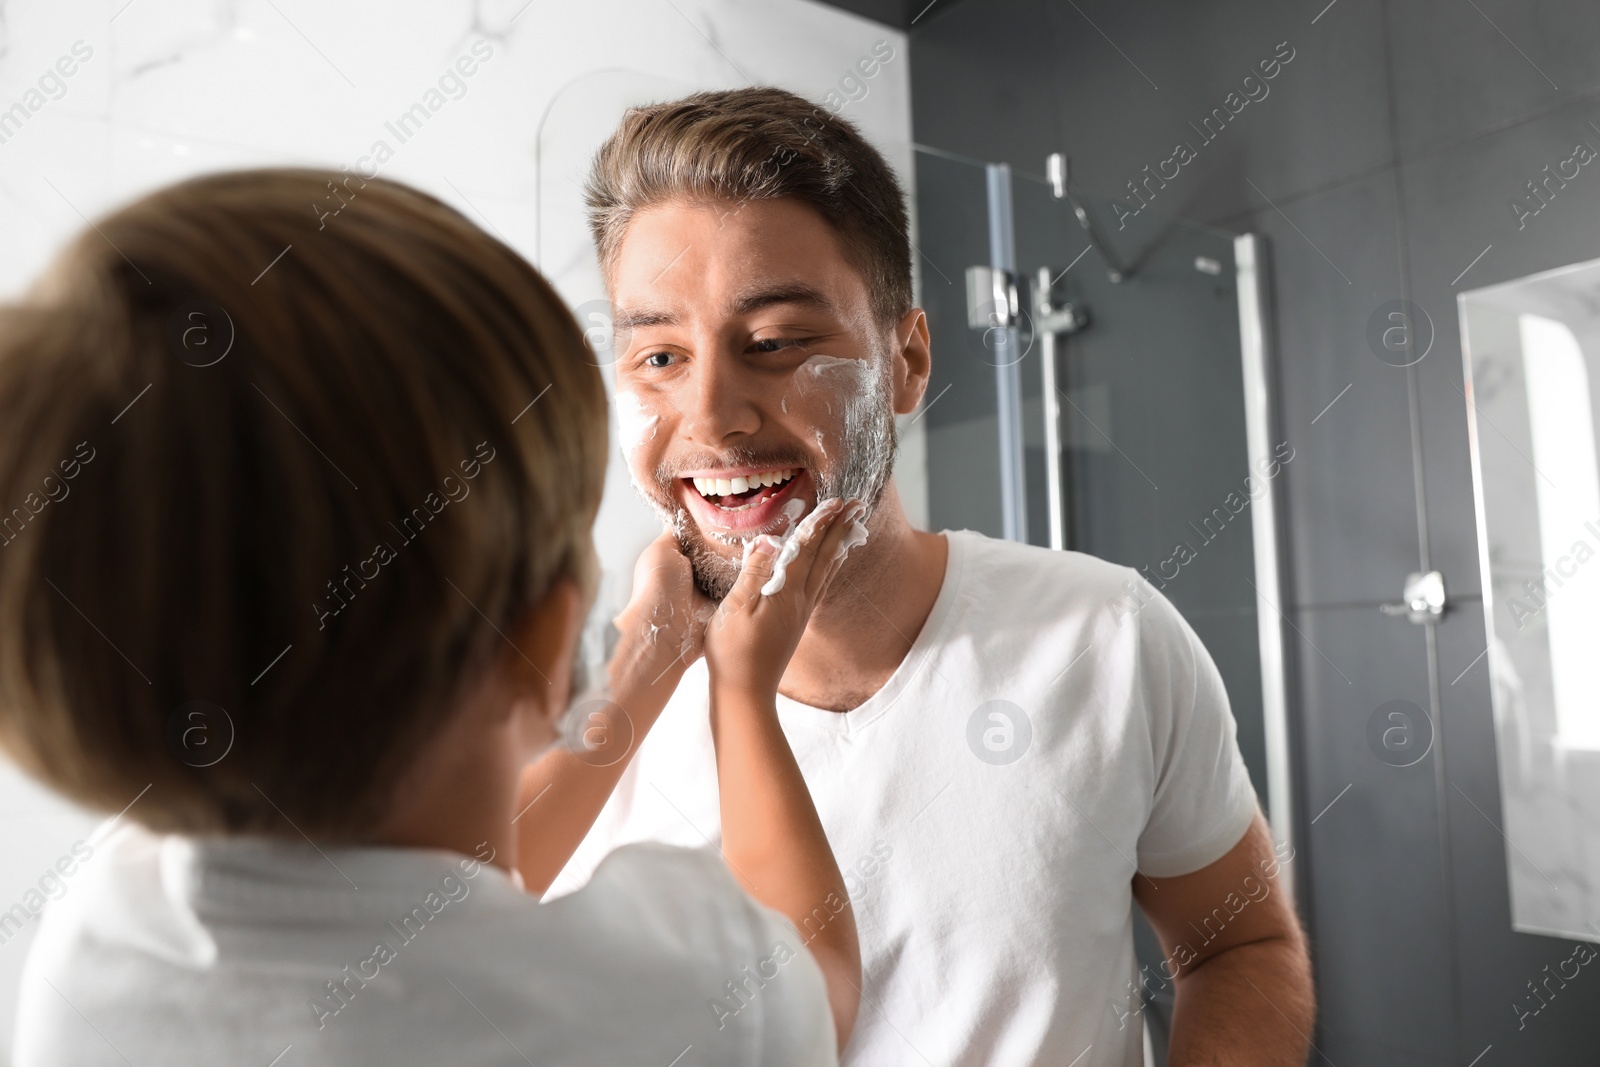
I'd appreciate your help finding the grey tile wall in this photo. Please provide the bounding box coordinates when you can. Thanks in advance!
[911,0,1397,224]
[1385,0,1600,159]
[1238,173,1420,609]
[1291,603,1456,1056]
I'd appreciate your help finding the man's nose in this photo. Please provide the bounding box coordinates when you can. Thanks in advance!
[681,355,761,447]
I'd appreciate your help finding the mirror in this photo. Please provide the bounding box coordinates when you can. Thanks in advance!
[1461,257,1600,941]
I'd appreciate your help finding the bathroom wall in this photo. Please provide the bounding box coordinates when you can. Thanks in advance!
[904,0,1600,1061]
[0,0,911,1053]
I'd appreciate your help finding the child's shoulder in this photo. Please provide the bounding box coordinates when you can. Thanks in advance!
[538,842,835,1051]
[551,841,788,954]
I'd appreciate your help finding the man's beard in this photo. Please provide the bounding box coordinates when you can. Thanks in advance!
[635,359,899,601]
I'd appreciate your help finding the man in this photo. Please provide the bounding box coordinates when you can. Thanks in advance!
[532,87,1315,1065]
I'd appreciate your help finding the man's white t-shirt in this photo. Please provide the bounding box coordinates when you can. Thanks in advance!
[14,823,836,1066]
[552,528,1260,1067]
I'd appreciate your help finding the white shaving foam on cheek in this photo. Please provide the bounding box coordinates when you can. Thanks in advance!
[614,392,659,455]
[790,354,870,417]
[798,354,863,381]
[787,352,899,505]
[806,340,896,511]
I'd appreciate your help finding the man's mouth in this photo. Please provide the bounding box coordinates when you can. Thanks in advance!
[678,466,812,535]
[689,468,799,510]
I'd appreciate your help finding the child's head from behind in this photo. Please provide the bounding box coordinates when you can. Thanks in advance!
[0,169,606,839]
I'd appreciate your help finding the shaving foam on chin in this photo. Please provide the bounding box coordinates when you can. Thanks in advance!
[778,496,805,528]
[757,499,840,596]
[836,517,869,560]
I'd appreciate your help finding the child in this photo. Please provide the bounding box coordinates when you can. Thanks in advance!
[0,169,861,1064]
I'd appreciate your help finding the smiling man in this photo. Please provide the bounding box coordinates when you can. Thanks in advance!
[541,87,1315,1065]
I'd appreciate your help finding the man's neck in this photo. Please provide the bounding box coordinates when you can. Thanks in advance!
[779,484,948,712]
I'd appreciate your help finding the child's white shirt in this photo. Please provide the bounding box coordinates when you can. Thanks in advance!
[13,822,836,1066]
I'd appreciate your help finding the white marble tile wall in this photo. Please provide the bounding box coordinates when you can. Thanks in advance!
[0,0,916,1053]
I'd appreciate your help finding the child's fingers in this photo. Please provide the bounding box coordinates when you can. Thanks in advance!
[774,498,849,602]
[801,500,862,602]
[719,498,854,622]
[720,534,783,618]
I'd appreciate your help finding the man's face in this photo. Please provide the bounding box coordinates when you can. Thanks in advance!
[610,197,901,600]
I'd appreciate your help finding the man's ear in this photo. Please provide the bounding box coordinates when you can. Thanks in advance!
[890,308,931,417]
[502,578,585,724]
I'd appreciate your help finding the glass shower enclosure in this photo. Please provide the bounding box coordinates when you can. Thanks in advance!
[910,146,1292,1061]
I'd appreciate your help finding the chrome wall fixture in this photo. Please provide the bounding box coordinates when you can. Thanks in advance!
[1380,570,1449,625]
[1034,266,1089,552]
[1047,152,1130,284]
[984,163,1028,544]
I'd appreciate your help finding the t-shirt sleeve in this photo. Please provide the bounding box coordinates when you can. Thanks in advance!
[1132,585,1260,878]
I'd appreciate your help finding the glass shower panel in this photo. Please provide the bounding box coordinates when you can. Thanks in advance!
[912,147,1007,540]
[1000,171,1268,796]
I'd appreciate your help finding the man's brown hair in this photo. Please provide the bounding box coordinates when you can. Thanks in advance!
[585,86,913,328]
[0,169,606,839]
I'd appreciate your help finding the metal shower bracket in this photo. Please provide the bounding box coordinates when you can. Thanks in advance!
[1047,152,1132,284]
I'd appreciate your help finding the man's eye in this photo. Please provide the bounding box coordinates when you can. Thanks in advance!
[643,351,674,368]
[751,337,808,354]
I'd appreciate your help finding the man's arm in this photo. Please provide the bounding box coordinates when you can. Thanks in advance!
[1132,810,1315,1066]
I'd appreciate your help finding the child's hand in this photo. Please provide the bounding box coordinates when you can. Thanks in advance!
[611,532,712,680]
[701,497,869,1051]
[703,497,867,699]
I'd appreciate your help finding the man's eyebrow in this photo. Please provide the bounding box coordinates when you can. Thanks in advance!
[612,306,678,331]
[612,285,833,332]
[731,284,833,316]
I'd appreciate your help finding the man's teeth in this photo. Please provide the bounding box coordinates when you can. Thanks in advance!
[691,468,797,500]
